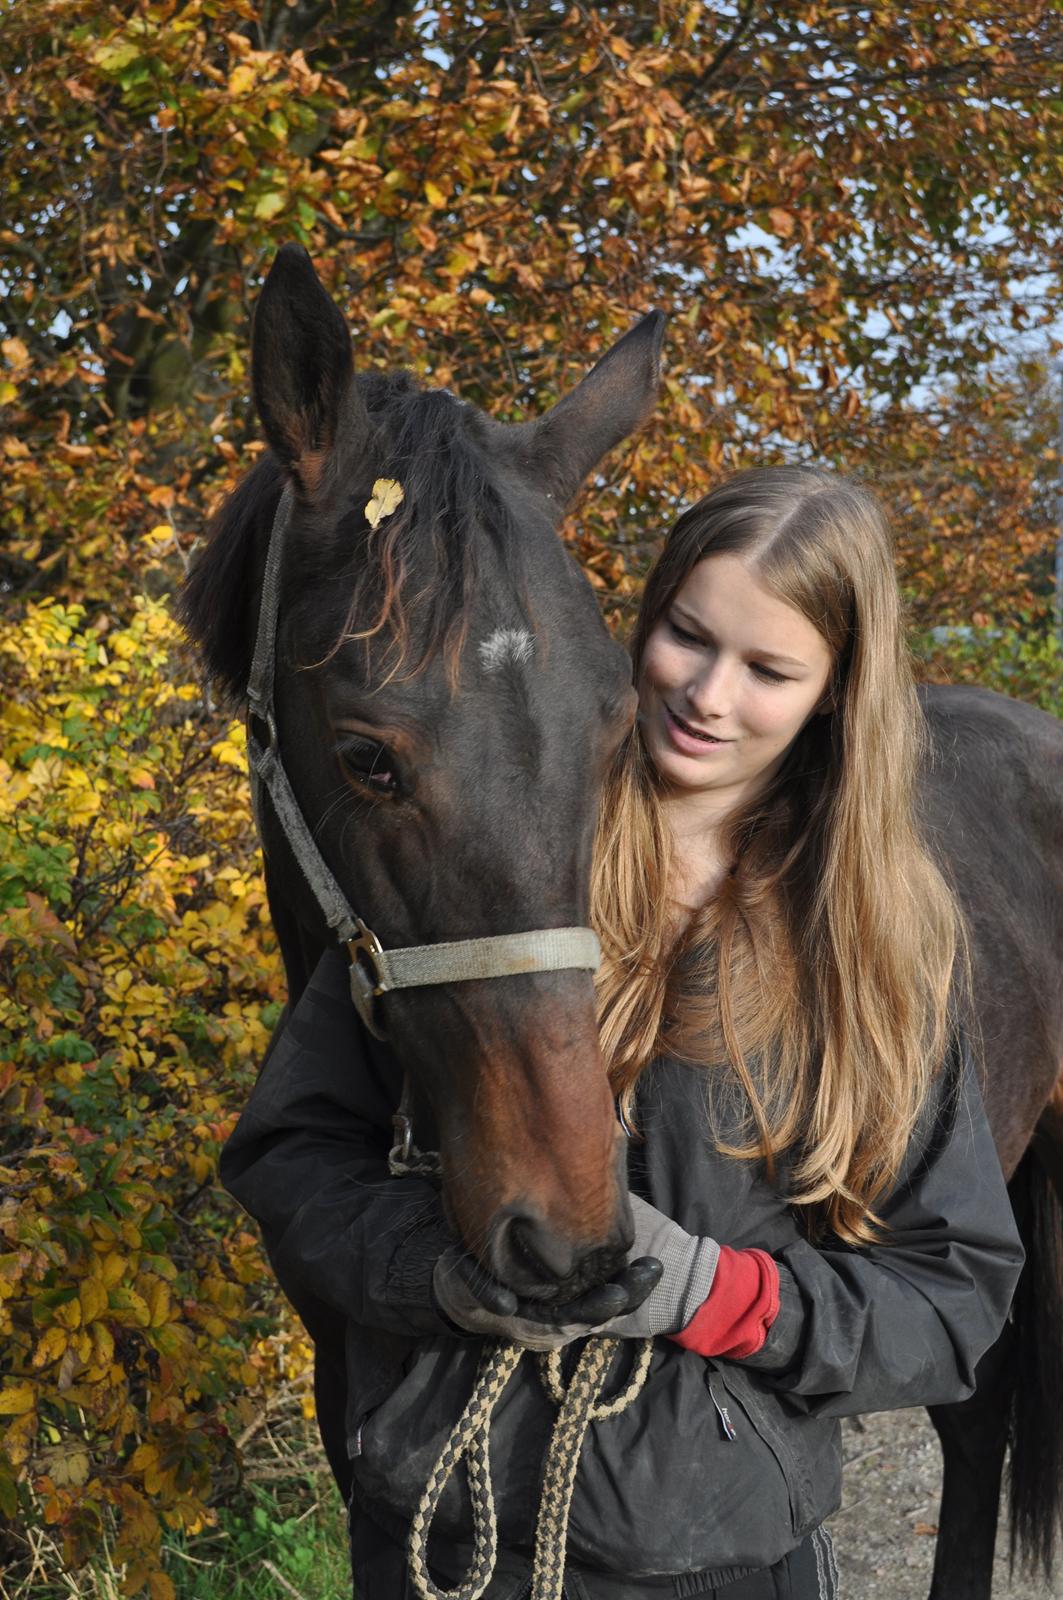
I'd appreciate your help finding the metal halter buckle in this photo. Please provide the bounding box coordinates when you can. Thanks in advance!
[247,703,279,754]
[346,917,388,1039]
[391,1110,414,1166]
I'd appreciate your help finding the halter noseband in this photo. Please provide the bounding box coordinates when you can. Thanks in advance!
[244,484,601,1043]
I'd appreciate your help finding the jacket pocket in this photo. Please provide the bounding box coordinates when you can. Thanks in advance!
[566,1346,795,1576]
[707,1361,817,1537]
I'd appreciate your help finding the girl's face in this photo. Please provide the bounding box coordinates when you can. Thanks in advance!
[637,553,834,816]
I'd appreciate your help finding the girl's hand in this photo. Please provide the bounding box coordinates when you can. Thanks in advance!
[592,1195,720,1338]
[432,1247,664,1350]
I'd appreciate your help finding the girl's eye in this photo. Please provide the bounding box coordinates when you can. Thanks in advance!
[751,663,787,684]
[337,737,398,796]
[669,621,702,646]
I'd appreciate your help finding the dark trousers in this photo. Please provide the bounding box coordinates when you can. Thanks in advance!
[350,1512,839,1600]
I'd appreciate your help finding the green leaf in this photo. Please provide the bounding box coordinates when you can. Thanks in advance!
[92,41,141,74]
[253,192,286,221]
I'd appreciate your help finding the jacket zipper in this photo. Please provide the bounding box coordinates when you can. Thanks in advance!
[706,1373,738,1441]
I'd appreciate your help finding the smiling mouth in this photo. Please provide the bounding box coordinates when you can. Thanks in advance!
[666,705,731,744]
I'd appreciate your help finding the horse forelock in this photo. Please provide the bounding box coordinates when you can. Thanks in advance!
[306,373,524,686]
[185,373,534,701]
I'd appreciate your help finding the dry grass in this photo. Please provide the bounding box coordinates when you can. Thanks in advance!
[0,1372,350,1600]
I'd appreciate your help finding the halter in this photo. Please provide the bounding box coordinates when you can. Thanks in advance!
[244,484,601,1046]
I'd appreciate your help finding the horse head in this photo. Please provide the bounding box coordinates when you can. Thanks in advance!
[182,244,663,1302]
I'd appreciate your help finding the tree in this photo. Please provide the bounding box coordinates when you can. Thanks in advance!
[2,0,1061,619]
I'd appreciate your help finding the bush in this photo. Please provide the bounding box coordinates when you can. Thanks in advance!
[0,598,301,1598]
[911,618,1063,717]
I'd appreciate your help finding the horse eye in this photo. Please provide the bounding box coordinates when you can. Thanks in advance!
[337,736,397,796]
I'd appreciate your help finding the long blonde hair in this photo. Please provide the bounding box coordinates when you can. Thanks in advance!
[592,466,962,1243]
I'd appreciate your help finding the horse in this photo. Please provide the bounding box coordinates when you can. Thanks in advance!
[181,239,663,1491]
[914,685,1063,1597]
[180,243,1063,1600]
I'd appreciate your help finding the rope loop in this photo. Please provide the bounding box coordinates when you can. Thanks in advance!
[406,1336,653,1600]
[407,1342,523,1600]
[537,1336,653,1418]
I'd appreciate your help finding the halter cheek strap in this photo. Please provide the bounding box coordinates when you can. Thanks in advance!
[243,483,601,1041]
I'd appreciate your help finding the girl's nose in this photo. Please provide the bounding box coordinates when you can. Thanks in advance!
[686,661,732,722]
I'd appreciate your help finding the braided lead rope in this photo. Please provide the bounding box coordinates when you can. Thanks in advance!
[530,1338,653,1600]
[406,1337,653,1600]
[408,1341,524,1600]
[536,1335,653,1419]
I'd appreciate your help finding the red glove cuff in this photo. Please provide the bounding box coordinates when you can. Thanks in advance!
[667,1246,780,1360]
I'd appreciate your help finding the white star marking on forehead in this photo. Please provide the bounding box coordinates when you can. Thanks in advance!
[478,627,535,673]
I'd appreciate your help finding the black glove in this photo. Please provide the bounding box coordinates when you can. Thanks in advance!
[432,1247,663,1350]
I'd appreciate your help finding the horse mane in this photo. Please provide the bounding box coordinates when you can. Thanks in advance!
[180,372,517,701]
[178,449,286,702]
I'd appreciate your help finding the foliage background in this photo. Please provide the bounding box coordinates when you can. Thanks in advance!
[1,1,1061,1593]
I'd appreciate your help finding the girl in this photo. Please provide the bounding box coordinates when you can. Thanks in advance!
[222,465,1023,1599]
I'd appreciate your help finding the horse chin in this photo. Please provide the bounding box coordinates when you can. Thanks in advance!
[536,1242,630,1307]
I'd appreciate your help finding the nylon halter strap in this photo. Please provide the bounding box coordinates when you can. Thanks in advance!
[243,483,601,1043]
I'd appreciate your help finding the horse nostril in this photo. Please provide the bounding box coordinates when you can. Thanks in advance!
[484,1207,630,1300]
[509,1217,576,1286]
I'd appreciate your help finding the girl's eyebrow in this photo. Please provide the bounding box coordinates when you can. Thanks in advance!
[670,604,808,670]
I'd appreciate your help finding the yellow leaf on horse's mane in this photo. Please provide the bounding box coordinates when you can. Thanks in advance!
[364,478,404,530]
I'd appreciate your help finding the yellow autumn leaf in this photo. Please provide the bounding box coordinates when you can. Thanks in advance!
[211,738,247,769]
[254,191,286,221]
[79,1277,108,1324]
[0,1383,35,1415]
[190,1151,213,1184]
[33,1326,68,1367]
[364,478,404,530]
[98,1252,129,1289]
[129,1442,158,1474]
[228,63,256,96]
[55,1295,83,1330]
[92,1322,115,1366]
[146,1279,171,1328]
[115,1287,151,1327]
[424,179,447,208]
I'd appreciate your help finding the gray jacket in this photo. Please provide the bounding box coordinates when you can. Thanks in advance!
[220,948,1024,1588]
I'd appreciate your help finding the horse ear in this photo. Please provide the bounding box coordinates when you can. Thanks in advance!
[511,312,665,508]
[251,243,368,500]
